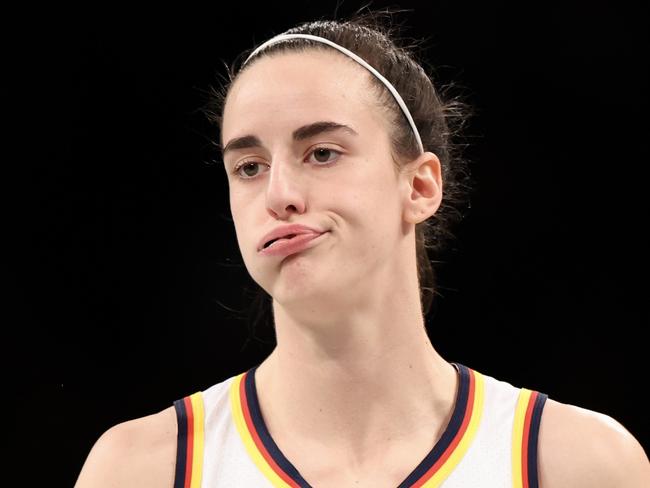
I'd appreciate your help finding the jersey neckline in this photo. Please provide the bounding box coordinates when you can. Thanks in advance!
[229,361,485,487]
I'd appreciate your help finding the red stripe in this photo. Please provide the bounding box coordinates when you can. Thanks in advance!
[240,372,300,488]
[412,368,476,487]
[183,396,194,488]
[521,391,538,488]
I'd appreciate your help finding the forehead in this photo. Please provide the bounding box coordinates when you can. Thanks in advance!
[222,49,380,143]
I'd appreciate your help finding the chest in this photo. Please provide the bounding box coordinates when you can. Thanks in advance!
[271,435,438,488]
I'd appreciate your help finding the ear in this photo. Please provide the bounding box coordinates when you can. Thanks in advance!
[402,151,443,225]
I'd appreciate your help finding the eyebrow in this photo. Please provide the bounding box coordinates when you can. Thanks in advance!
[221,121,358,158]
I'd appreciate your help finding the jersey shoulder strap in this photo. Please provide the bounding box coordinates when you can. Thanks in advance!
[512,387,548,488]
[173,392,205,488]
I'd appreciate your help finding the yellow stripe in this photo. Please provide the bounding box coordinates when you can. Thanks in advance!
[189,392,205,488]
[422,369,486,487]
[512,388,533,488]
[229,373,292,487]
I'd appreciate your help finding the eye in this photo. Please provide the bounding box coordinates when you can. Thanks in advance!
[307,147,340,165]
[232,146,342,180]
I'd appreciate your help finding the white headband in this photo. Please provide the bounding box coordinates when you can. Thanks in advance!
[242,33,424,153]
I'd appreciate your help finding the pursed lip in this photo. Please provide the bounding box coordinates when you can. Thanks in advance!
[258,224,328,252]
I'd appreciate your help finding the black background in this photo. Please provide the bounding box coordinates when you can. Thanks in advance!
[11,1,648,486]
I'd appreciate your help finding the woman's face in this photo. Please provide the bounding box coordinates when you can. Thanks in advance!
[221,49,423,309]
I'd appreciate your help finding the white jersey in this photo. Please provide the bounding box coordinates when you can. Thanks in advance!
[172,362,548,488]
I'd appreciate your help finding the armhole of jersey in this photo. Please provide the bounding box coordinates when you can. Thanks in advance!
[512,388,548,488]
[173,392,205,488]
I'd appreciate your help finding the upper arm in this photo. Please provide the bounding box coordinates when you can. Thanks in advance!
[74,421,139,488]
[538,399,650,488]
[597,414,650,487]
[74,406,177,488]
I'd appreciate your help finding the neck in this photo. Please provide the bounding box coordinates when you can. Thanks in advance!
[254,279,458,464]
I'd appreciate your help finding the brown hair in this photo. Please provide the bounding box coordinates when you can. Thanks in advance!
[200,7,473,348]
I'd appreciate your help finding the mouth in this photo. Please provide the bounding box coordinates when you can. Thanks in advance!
[263,234,298,249]
[259,231,329,257]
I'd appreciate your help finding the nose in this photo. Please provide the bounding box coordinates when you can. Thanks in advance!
[264,156,306,218]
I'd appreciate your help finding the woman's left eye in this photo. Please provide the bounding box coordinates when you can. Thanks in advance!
[307,146,341,165]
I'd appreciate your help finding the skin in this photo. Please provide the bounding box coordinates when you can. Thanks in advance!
[221,49,452,483]
[74,49,650,487]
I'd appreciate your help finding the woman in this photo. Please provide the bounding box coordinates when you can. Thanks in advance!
[75,11,649,488]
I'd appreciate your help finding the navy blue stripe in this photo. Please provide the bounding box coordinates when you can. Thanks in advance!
[246,366,314,487]
[173,398,188,488]
[398,362,469,487]
[527,392,548,488]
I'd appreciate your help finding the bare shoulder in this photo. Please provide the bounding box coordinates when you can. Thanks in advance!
[74,405,178,488]
[538,397,650,488]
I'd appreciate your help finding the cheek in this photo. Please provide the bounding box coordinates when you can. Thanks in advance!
[229,188,257,228]
[229,195,254,253]
[336,180,401,245]
[352,167,400,211]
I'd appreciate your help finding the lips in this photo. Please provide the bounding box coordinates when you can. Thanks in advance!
[259,231,328,257]
[258,224,328,252]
